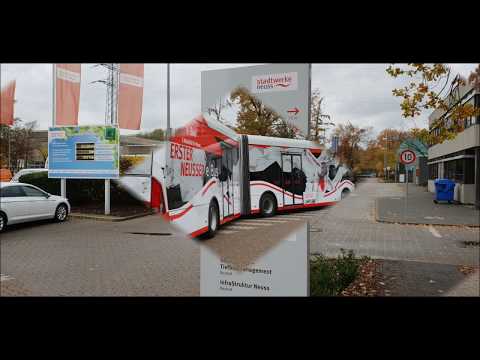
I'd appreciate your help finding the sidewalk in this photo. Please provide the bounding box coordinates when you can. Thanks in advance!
[379,260,479,296]
[376,184,480,227]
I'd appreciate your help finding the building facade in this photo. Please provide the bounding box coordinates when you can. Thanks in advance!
[427,83,480,208]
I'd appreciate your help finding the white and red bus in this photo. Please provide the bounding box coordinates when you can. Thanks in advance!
[120,114,354,238]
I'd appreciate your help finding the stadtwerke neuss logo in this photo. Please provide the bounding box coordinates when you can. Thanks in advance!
[251,72,298,93]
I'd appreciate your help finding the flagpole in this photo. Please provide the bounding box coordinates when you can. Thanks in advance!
[164,63,171,206]
[105,63,118,216]
[53,64,67,198]
[1,63,10,171]
[52,64,55,128]
[167,63,171,138]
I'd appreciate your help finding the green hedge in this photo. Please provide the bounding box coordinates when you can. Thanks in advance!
[310,249,362,296]
[19,172,144,206]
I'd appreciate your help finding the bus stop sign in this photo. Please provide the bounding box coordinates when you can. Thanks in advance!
[399,149,416,165]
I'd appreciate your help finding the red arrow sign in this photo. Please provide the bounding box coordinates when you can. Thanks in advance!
[287,107,300,115]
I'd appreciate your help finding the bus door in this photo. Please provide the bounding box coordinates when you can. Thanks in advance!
[281,154,303,206]
[292,154,304,205]
[221,148,234,218]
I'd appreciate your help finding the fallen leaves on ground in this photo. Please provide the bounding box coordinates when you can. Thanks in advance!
[457,265,479,276]
[341,259,385,297]
[0,281,32,296]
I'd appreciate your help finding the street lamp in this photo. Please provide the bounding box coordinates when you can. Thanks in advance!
[382,135,389,181]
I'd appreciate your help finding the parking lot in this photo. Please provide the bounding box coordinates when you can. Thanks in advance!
[1,178,478,296]
[0,215,200,296]
[0,207,318,296]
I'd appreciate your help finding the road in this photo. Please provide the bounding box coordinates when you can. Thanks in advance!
[309,178,479,266]
[308,178,479,296]
[0,215,199,296]
[1,178,478,296]
[0,207,318,296]
[0,207,314,296]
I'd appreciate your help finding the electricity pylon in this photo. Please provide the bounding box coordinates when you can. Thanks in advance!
[91,64,119,126]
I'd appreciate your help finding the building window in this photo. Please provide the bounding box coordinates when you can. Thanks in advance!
[445,116,453,129]
[444,159,467,183]
[462,96,477,129]
[444,160,456,181]
[455,159,463,182]
[464,158,475,184]
[428,163,439,180]
[464,117,471,128]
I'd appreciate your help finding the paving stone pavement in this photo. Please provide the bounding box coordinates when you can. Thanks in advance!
[376,184,480,226]
[1,177,478,297]
[1,215,200,296]
[378,260,479,296]
[442,269,480,296]
[0,208,318,297]
[309,178,480,267]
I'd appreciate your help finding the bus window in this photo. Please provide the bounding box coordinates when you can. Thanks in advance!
[329,165,337,181]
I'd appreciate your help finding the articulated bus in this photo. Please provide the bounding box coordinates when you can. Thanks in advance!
[120,115,354,238]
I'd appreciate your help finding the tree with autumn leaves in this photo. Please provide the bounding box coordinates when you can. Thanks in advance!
[386,63,480,144]
[229,86,331,141]
[357,129,410,176]
[227,84,431,177]
[331,122,372,172]
[230,86,300,138]
[332,125,430,176]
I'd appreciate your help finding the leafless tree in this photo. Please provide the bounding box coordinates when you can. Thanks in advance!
[207,96,233,125]
[310,89,332,141]
[1,118,37,172]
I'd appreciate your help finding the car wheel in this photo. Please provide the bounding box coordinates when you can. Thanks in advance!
[204,201,219,239]
[54,204,68,222]
[260,193,277,217]
[0,213,7,232]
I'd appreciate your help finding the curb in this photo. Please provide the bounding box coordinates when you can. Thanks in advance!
[70,211,155,222]
[374,200,480,228]
[375,218,480,228]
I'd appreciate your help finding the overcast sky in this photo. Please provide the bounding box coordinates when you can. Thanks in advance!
[1,63,477,139]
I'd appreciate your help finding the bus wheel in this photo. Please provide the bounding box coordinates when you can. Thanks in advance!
[205,201,219,238]
[260,193,277,217]
[341,189,350,199]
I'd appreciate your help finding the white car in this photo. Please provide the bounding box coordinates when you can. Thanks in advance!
[11,168,48,182]
[0,182,70,232]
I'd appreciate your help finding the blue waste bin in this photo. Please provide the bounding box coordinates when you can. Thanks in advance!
[433,179,455,204]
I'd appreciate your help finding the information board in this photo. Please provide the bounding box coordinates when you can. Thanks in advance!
[200,222,309,296]
[48,126,120,179]
[202,64,311,137]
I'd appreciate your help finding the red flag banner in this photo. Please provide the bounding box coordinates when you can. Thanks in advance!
[118,64,144,130]
[0,80,16,126]
[56,64,81,125]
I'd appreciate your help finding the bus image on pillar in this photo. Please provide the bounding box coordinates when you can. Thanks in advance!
[119,114,354,238]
